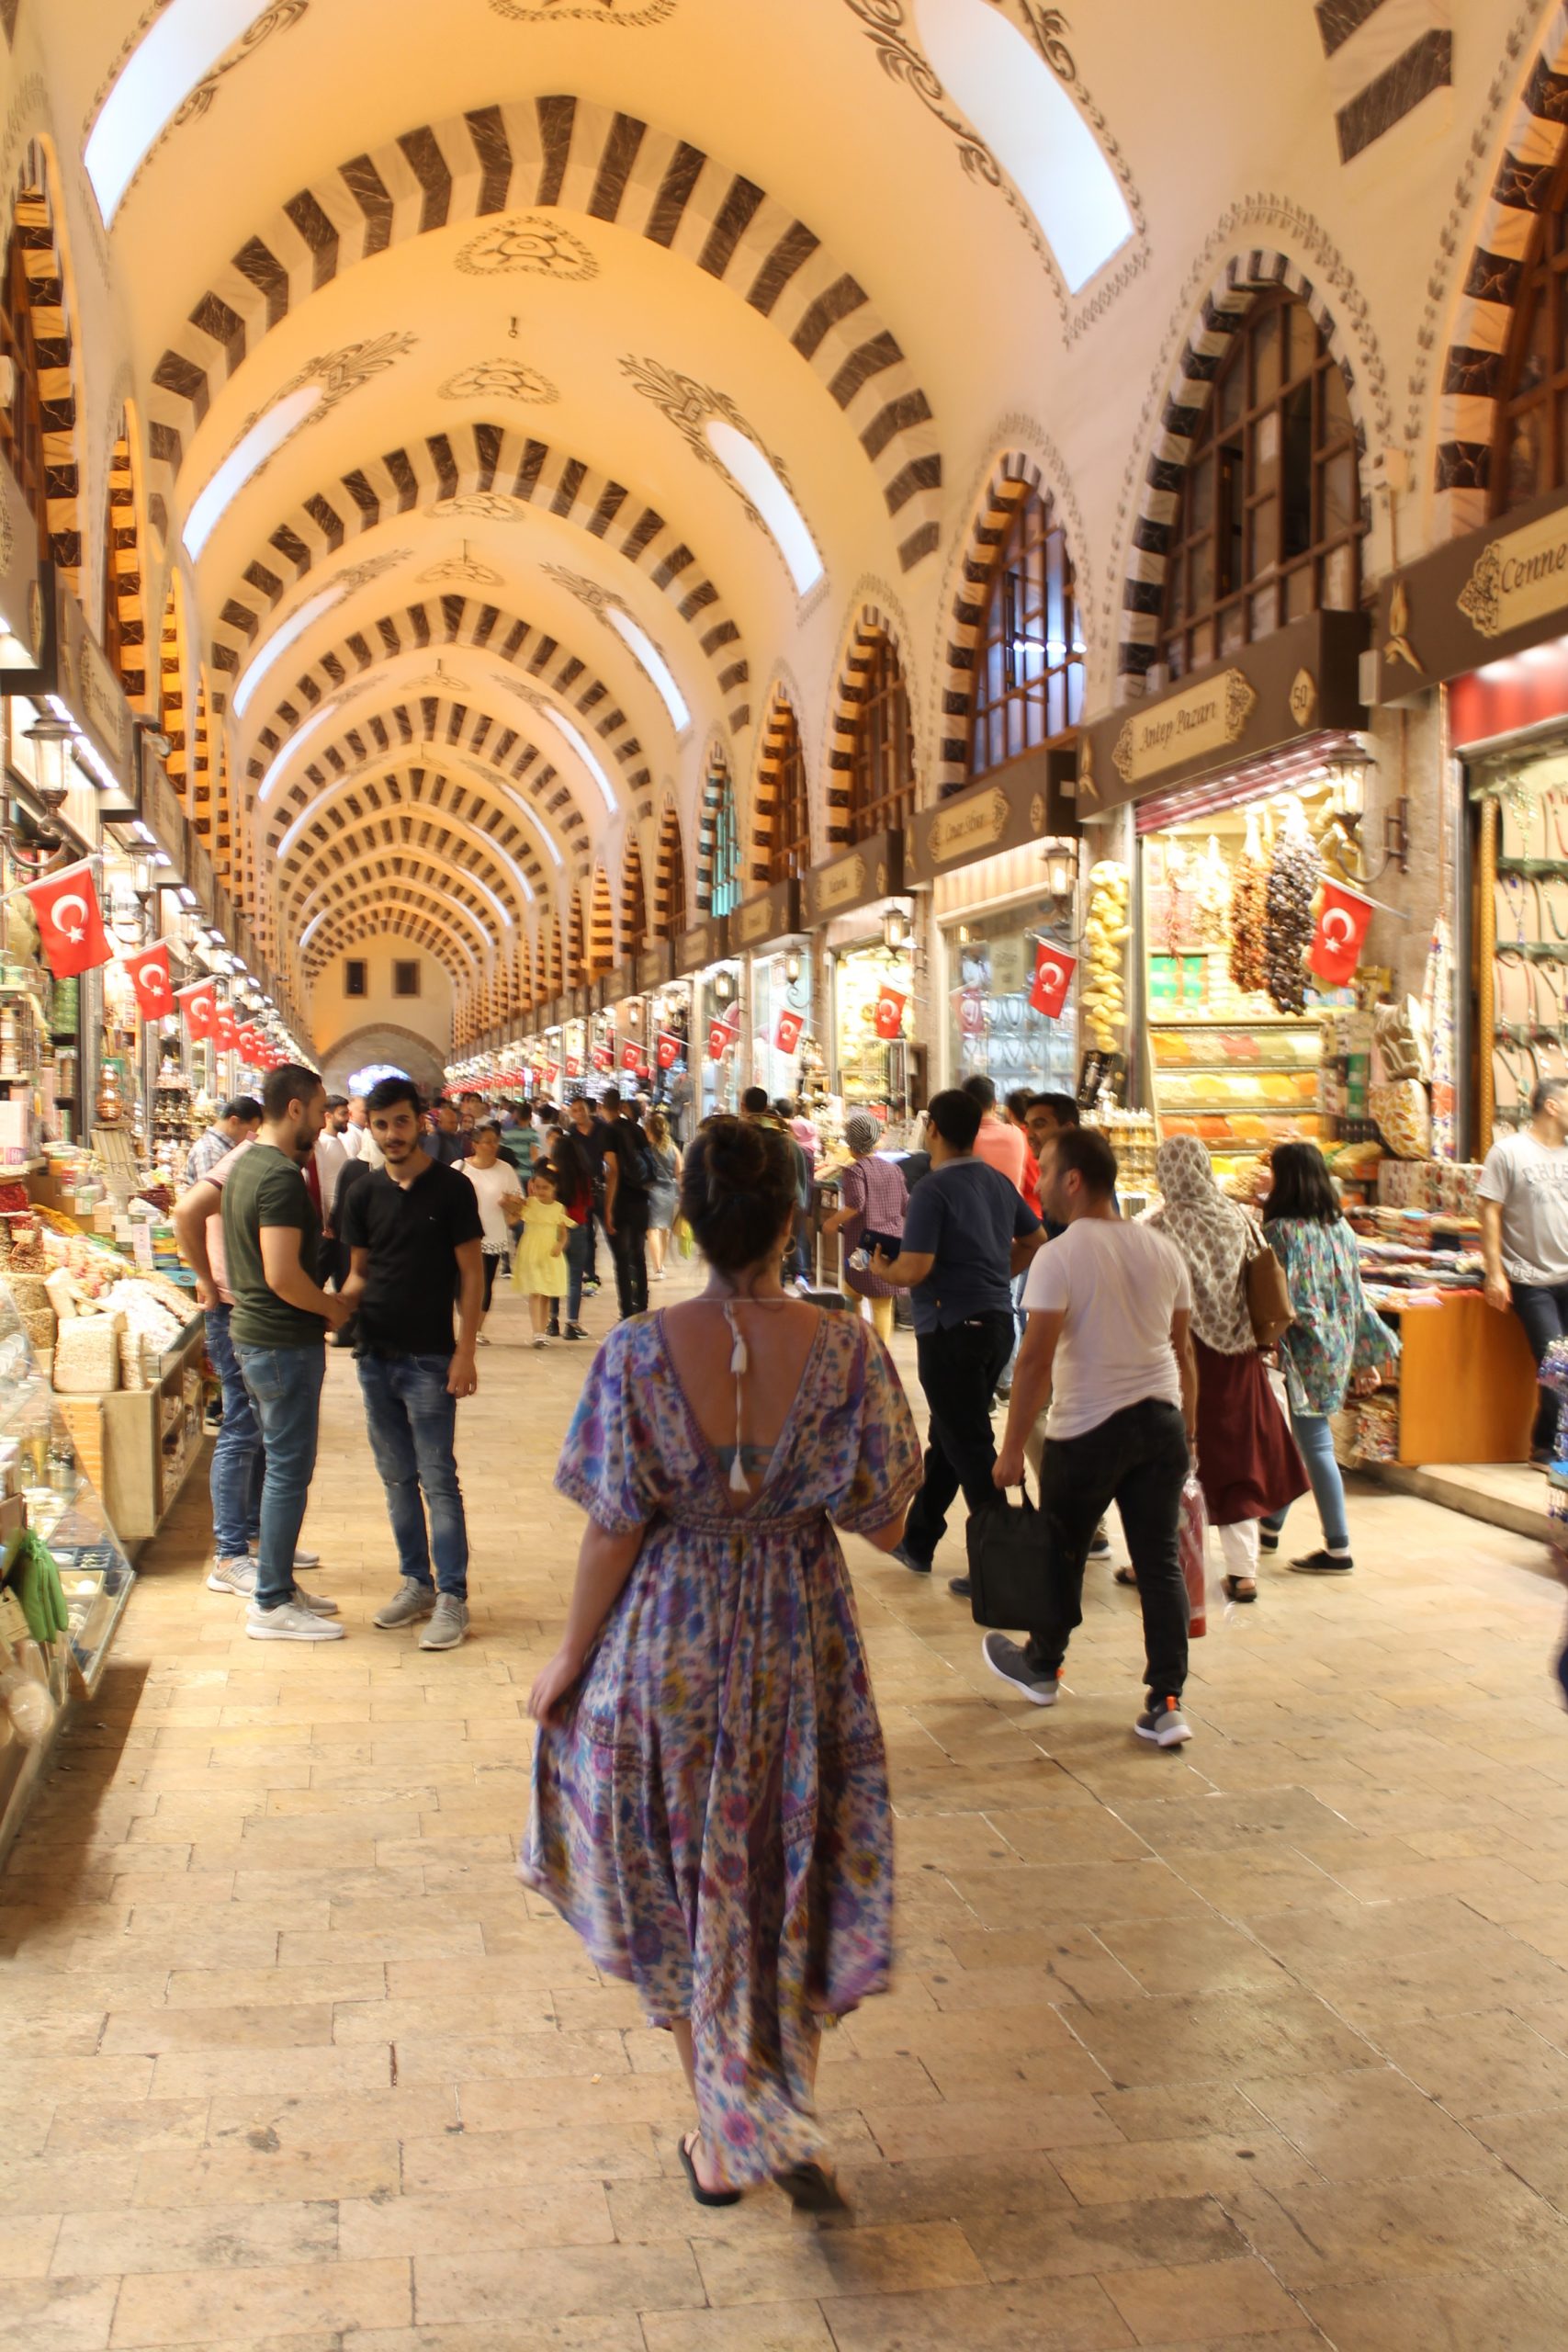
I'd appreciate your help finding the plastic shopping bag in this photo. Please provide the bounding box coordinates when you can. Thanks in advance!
[1179,1474,1208,1639]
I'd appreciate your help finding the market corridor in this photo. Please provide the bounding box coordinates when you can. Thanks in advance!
[2,1287,1568,2350]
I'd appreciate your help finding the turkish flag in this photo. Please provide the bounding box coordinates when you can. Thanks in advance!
[952,986,985,1037]
[591,1044,612,1071]
[212,1006,240,1054]
[120,941,175,1022]
[1308,879,1375,984]
[620,1040,645,1074]
[873,987,906,1041]
[1029,943,1077,1020]
[238,1026,265,1061]
[656,1030,681,1070]
[707,1018,734,1062]
[775,1009,804,1056]
[565,1054,583,1080]
[23,858,112,978]
[176,979,217,1039]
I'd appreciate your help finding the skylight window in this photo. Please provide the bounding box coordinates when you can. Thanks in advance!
[604,608,690,733]
[233,580,342,721]
[183,383,322,562]
[535,706,620,820]
[86,0,270,225]
[915,0,1134,293]
[255,691,348,806]
[704,421,823,596]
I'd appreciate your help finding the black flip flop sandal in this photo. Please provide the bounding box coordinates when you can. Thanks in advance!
[773,2160,850,2216]
[1113,1566,1138,1589]
[679,2132,741,2208]
[1222,1576,1258,1603]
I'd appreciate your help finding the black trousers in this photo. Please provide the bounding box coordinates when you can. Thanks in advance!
[1025,1397,1191,1705]
[611,1194,650,1319]
[1509,1279,1568,1453]
[904,1311,1015,1566]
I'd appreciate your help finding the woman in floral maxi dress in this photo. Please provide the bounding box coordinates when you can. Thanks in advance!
[523,1117,921,2208]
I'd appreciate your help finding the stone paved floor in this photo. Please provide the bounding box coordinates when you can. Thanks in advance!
[5,1264,1568,2350]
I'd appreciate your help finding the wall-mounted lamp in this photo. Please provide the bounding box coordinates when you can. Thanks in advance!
[883,907,909,952]
[1043,841,1077,901]
[784,948,802,985]
[714,967,734,1004]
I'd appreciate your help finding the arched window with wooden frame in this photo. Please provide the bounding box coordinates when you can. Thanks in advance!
[655,798,686,939]
[969,489,1084,780]
[760,703,810,885]
[849,633,916,839]
[1160,288,1361,680]
[620,831,649,958]
[704,766,741,918]
[1494,163,1568,514]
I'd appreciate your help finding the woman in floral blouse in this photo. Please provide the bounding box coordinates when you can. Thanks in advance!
[523,1116,921,2213]
[1261,1142,1397,1576]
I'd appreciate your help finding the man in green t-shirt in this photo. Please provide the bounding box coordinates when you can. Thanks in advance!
[221,1063,352,1642]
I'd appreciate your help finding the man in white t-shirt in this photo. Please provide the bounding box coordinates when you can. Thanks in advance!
[985,1125,1199,1747]
[1479,1076,1568,1464]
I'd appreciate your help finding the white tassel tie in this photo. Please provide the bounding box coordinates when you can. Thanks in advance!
[723,1301,750,1493]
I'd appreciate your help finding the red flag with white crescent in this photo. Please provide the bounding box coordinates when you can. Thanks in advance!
[656,1031,681,1070]
[1028,943,1077,1020]
[775,1009,804,1056]
[873,986,907,1041]
[176,979,217,1040]
[22,858,112,979]
[120,941,175,1022]
[212,1006,240,1054]
[1308,879,1375,985]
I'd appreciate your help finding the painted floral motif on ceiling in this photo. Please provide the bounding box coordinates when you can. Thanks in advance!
[455,217,598,280]
[82,0,310,214]
[429,492,532,524]
[420,548,505,589]
[438,359,559,404]
[620,354,800,565]
[840,0,1146,340]
[489,0,678,18]
[225,335,418,499]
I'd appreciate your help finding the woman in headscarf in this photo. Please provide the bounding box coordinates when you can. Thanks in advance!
[1146,1136,1306,1600]
[821,1113,908,1343]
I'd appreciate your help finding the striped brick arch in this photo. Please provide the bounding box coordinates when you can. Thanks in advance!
[304,896,484,985]
[749,692,807,888]
[826,601,910,847]
[146,98,942,572]
[1118,253,1371,688]
[546,912,564,997]
[158,577,189,797]
[243,594,650,816]
[936,457,1044,796]
[620,830,649,957]
[589,863,615,974]
[7,143,83,593]
[267,763,556,900]
[694,748,731,913]
[105,415,152,707]
[213,424,751,733]
[284,837,528,946]
[1434,10,1568,537]
[566,892,586,989]
[276,789,541,925]
[653,797,686,937]
[300,864,501,963]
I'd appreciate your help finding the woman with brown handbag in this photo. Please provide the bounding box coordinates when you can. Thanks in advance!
[1145,1136,1307,1601]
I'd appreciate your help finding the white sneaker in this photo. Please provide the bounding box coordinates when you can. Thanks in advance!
[532,1334,547,1350]
[291,1582,340,1618]
[207,1555,255,1596]
[246,1600,345,1643]
[419,1594,469,1650]
[1134,1698,1192,1748]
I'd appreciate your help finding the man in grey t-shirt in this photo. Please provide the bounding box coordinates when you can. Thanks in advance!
[1480,1076,1568,1463]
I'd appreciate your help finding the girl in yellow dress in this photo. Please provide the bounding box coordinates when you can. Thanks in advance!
[513,1166,570,1347]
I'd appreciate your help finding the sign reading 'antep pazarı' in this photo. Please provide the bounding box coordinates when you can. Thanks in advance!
[1111,670,1258,789]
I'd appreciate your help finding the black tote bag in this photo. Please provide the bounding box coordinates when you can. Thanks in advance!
[965,1480,1047,1630]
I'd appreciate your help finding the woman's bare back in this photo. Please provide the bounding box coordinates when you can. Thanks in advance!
[659,1297,823,1475]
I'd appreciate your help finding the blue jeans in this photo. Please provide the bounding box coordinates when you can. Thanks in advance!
[1262,1405,1348,1554]
[356,1352,469,1598]
[234,1340,326,1611]
[563,1221,591,1324]
[206,1305,263,1559]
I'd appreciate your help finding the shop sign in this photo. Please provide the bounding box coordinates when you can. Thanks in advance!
[601,963,636,1008]
[1079,609,1369,812]
[906,752,1081,888]
[636,940,674,991]
[803,831,905,926]
[676,912,730,976]
[55,582,136,794]
[1372,483,1568,697]
[732,877,800,949]
[0,445,48,693]
[187,834,217,923]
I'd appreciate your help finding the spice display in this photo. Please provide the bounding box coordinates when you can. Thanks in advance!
[1262,803,1320,1014]
[1082,862,1131,1052]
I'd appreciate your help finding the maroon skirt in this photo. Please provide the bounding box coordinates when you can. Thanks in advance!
[1192,1336,1308,1525]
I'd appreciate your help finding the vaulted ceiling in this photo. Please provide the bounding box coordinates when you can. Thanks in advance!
[10,0,1537,1044]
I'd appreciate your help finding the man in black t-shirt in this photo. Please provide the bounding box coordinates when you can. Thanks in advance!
[600,1084,652,1320]
[340,1078,485,1650]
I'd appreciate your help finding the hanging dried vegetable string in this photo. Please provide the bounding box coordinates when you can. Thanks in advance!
[1263,798,1319,1014]
[1229,807,1268,996]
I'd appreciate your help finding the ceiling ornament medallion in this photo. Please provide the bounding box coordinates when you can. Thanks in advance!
[421,543,505,588]
[620,354,799,548]
[489,0,679,18]
[405,658,473,695]
[438,358,559,404]
[455,217,598,280]
[429,492,532,524]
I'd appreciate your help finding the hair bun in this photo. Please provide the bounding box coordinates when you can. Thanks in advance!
[680,1115,797,1276]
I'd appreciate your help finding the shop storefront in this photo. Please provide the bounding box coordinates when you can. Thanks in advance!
[675,912,739,1125]
[732,877,813,1106]
[635,943,677,1105]
[907,755,1082,1102]
[1081,609,1371,1193]
[805,831,915,1130]
[1372,483,1568,1156]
